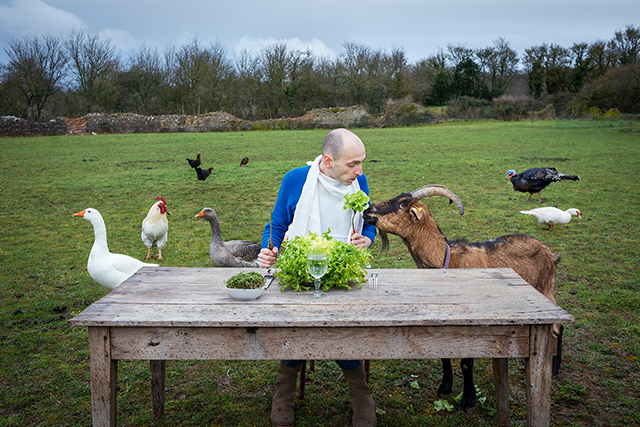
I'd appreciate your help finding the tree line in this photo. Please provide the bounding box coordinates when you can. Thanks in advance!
[1,25,638,123]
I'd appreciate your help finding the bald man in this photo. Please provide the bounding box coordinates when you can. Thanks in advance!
[259,128,377,427]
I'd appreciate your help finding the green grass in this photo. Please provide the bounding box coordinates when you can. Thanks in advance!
[1,120,639,426]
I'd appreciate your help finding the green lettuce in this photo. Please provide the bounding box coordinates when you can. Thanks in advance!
[343,190,370,231]
[275,231,371,292]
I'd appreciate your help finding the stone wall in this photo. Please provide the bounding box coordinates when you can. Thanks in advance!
[0,106,380,137]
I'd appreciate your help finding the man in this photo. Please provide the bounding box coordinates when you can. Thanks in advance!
[259,128,377,427]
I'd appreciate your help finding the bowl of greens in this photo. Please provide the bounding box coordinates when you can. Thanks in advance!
[225,271,267,300]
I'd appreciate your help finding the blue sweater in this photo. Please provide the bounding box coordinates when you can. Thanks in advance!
[261,166,376,249]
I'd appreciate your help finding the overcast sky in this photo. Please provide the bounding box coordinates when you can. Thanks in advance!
[0,0,637,67]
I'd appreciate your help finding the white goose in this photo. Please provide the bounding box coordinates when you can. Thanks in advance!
[520,207,581,230]
[74,208,158,289]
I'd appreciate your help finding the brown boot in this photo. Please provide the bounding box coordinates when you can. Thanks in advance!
[342,362,377,427]
[270,362,299,427]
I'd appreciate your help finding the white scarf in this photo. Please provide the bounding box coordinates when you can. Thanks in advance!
[288,154,363,243]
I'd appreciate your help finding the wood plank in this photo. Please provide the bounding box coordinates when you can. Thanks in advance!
[69,268,573,328]
[88,327,117,427]
[493,358,510,426]
[150,360,165,420]
[109,325,531,360]
[526,325,554,427]
[70,300,573,328]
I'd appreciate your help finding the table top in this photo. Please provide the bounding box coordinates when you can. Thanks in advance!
[69,267,573,328]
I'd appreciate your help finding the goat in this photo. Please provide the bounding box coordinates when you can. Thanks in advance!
[363,184,563,413]
[195,208,261,268]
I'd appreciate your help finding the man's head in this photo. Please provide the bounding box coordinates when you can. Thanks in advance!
[320,128,366,186]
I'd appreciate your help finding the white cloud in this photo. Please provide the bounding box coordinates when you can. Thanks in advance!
[234,36,337,60]
[0,0,86,38]
[97,28,142,57]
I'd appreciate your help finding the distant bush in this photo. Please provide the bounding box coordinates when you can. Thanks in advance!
[567,65,640,115]
[491,95,542,121]
[445,97,492,119]
[381,98,435,125]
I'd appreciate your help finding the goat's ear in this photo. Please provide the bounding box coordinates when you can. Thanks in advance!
[409,206,424,222]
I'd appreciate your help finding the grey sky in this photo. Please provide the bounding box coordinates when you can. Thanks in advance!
[0,0,637,66]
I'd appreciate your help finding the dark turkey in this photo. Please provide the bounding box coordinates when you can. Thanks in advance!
[239,157,249,166]
[507,167,580,203]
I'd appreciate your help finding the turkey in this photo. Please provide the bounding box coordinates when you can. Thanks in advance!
[74,208,158,289]
[141,196,169,260]
[507,167,580,203]
[186,153,201,168]
[196,166,213,181]
[239,157,249,166]
[521,207,581,230]
[195,208,261,267]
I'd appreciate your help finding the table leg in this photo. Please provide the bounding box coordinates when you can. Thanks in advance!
[150,360,166,420]
[492,358,509,426]
[526,325,554,427]
[88,327,117,427]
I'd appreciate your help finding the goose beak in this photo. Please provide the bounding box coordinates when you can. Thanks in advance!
[195,210,205,218]
[73,210,86,218]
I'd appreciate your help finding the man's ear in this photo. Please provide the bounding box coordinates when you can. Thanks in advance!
[322,154,333,169]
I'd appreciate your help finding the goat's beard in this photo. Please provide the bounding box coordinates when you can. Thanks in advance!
[379,230,390,253]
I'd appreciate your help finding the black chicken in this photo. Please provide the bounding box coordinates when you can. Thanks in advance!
[507,167,580,203]
[196,167,213,181]
[239,157,249,166]
[187,153,201,168]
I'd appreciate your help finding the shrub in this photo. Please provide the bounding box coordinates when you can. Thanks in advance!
[581,65,640,114]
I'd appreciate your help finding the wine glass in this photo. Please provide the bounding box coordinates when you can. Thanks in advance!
[307,251,328,298]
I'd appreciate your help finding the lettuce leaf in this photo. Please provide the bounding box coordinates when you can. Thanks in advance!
[275,231,371,292]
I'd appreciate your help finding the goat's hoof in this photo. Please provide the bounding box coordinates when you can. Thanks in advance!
[436,384,452,396]
[460,404,476,415]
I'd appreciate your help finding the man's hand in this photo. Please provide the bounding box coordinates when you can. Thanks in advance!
[258,246,278,268]
[350,230,372,249]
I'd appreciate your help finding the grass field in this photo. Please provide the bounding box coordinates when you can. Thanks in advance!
[1,120,639,426]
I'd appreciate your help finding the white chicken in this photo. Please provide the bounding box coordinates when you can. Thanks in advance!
[141,196,169,260]
[520,207,581,230]
[74,208,158,289]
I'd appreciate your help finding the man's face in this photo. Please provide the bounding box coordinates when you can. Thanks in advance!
[324,140,366,186]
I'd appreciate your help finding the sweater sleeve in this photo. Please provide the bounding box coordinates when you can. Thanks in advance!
[261,167,308,249]
[357,174,377,245]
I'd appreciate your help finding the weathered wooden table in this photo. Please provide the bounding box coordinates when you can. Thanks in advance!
[69,267,573,427]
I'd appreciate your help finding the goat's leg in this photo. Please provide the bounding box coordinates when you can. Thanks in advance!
[458,358,476,413]
[552,325,564,376]
[437,358,453,396]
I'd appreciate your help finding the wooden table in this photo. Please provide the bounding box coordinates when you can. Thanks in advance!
[69,267,573,427]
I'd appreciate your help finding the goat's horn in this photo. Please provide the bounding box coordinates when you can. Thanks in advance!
[410,185,464,215]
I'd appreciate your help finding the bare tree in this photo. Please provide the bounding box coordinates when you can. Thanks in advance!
[340,42,372,106]
[65,29,120,113]
[171,36,233,115]
[447,44,474,68]
[477,37,519,96]
[117,44,167,115]
[2,34,67,121]
[610,24,640,66]
[234,49,263,119]
[260,42,312,117]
